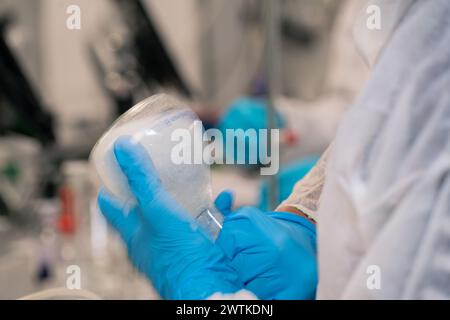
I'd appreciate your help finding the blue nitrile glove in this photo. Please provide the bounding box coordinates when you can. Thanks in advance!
[97,137,242,300]
[215,191,318,300]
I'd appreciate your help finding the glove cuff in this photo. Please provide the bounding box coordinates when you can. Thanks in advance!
[267,211,316,233]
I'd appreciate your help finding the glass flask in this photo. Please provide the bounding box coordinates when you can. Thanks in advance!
[90,94,223,239]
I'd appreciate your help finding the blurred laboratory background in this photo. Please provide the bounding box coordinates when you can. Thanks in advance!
[0,0,369,299]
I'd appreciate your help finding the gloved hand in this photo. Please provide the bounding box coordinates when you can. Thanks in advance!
[215,191,318,300]
[97,137,242,299]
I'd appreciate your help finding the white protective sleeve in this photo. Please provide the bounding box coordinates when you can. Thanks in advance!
[277,144,333,222]
[317,0,450,299]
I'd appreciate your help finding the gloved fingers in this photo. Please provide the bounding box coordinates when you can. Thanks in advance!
[216,212,259,258]
[114,137,170,208]
[217,206,284,258]
[114,136,194,227]
[214,190,234,216]
[216,226,237,259]
[97,188,139,244]
[217,226,270,286]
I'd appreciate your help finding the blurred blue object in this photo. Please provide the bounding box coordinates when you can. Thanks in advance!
[218,97,286,165]
[258,156,319,211]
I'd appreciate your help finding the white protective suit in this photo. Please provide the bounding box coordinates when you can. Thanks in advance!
[213,0,450,300]
[316,0,450,299]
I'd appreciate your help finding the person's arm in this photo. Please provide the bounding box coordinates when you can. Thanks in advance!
[276,143,334,223]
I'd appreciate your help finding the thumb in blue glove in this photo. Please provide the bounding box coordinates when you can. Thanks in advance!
[214,190,234,216]
[97,137,242,299]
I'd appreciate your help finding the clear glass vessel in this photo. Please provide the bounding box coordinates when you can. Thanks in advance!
[90,94,223,239]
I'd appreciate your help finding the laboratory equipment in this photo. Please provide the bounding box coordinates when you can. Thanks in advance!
[90,94,223,238]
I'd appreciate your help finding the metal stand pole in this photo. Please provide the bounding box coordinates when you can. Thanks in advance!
[265,0,281,210]
[199,0,216,105]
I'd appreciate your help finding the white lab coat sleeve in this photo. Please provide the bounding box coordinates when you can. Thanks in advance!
[277,144,333,221]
